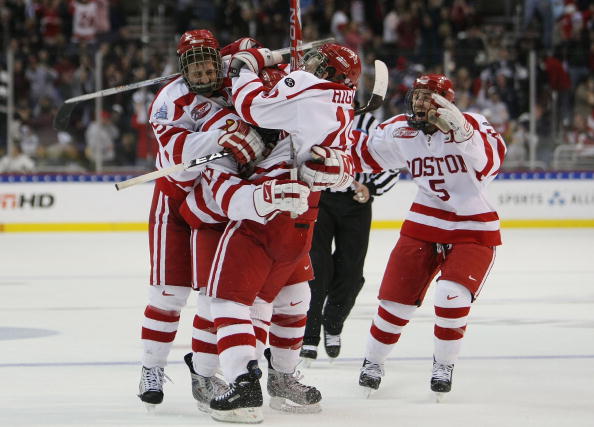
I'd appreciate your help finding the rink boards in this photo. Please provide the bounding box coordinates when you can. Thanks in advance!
[0,172,593,232]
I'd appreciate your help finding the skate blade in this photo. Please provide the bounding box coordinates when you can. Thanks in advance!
[211,407,263,424]
[434,392,447,403]
[143,402,159,413]
[360,386,377,399]
[269,397,322,414]
[300,357,314,368]
[196,400,211,414]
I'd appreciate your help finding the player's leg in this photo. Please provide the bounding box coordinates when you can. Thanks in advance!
[139,189,192,407]
[267,281,322,413]
[431,243,496,399]
[360,235,439,394]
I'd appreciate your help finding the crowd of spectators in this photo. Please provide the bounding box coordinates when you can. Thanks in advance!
[0,0,593,173]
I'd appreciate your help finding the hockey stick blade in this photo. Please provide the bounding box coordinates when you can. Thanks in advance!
[53,102,78,132]
[355,60,389,116]
[115,150,231,191]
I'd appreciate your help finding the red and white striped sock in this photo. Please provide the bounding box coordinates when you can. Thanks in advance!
[191,292,219,377]
[141,305,180,367]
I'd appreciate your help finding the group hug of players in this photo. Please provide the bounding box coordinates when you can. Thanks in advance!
[136,28,506,424]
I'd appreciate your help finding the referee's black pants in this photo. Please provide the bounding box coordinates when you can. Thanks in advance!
[303,190,372,347]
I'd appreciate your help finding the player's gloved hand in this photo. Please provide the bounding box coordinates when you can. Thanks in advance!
[228,48,284,78]
[253,179,311,218]
[428,93,474,142]
[220,37,263,57]
[298,146,355,191]
[218,120,265,165]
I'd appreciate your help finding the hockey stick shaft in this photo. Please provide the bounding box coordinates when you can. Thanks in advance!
[115,150,231,191]
[354,60,389,116]
[289,0,303,72]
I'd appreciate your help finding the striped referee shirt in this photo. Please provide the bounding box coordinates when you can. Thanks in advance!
[327,112,400,196]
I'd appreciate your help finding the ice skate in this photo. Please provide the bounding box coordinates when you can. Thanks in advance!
[210,360,263,424]
[359,358,384,397]
[184,353,228,413]
[265,348,322,413]
[299,345,318,368]
[138,366,170,410]
[431,358,454,402]
[323,330,341,360]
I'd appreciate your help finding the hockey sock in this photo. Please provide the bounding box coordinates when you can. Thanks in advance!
[250,297,273,360]
[364,300,417,364]
[191,291,219,377]
[433,280,472,365]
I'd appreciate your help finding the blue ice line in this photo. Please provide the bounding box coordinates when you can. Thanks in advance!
[1,354,593,368]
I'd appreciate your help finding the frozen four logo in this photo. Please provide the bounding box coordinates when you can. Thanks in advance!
[153,104,168,120]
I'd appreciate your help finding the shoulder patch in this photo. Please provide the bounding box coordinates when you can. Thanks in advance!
[153,104,168,120]
[392,127,419,138]
[284,77,295,87]
[191,102,212,121]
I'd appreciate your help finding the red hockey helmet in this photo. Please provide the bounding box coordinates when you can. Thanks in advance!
[301,43,361,88]
[259,66,287,90]
[406,74,456,133]
[177,29,223,94]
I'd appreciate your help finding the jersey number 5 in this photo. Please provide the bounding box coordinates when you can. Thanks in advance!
[429,179,451,201]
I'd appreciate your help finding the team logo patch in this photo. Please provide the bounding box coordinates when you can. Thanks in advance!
[191,102,212,120]
[284,78,295,87]
[392,127,419,138]
[153,104,168,120]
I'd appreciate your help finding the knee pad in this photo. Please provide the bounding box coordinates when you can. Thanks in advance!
[434,280,472,308]
[148,284,191,313]
[273,281,311,315]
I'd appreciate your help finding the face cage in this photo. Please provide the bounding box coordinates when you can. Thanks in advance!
[178,47,223,94]
[405,88,437,133]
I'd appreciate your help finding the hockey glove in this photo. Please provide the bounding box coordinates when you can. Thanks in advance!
[220,37,263,57]
[298,146,355,192]
[429,93,474,142]
[253,179,311,218]
[218,120,265,165]
[228,48,284,78]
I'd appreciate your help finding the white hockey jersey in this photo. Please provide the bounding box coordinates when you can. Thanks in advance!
[148,76,237,199]
[352,113,506,246]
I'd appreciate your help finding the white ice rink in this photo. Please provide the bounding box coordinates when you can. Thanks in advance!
[1,228,593,427]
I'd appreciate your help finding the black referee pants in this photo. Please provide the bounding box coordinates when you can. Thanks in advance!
[303,190,372,347]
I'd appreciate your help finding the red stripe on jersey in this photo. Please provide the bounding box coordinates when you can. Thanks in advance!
[401,221,502,246]
[232,78,260,105]
[173,93,197,121]
[145,305,181,322]
[158,126,190,147]
[319,107,347,147]
[240,85,266,125]
[268,333,303,350]
[360,136,383,172]
[192,338,218,354]
[434,306,471,319]
[377,306,409,327]
[465,114,494,179]
[217,333,256,353]
[214,317,253,329]
[141,328,177,343]
[285,82,350,99]
[378,114,407,130]
[270,313,307,328]
[434,325,467,340]
[172,131,189,163]
[410,203,499,222]
[195,187,228,223]
[370,323,401,345]
[202,108,232,131]
[220,182,247,214]
[253,325,268,344]
[193,315,217,333]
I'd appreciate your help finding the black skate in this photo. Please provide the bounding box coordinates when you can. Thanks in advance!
[210,360,263,424]
[323,330,341,359]
[359,358,384,397]
[299,345,318,368]
[431,358,454,402]
[265,348,322,413]
[184,353,228,413]
[138,366,169,410]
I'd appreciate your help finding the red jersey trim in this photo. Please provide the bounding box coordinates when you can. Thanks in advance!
[410,203,499,222]
[401,221,502,246]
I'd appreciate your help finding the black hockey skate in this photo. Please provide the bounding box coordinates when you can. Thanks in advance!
[184,353,228,413]
[299,345,318,368]
[138,366,169,410]
[323,330,341,359]
[359,358,384,397]
[431,358,454,401]
[265,348,322,413]
[210,360,263,424]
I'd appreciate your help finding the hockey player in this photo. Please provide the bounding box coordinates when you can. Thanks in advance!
[137,30,266,408]
[186,43,362,423]
[352,74,506,399]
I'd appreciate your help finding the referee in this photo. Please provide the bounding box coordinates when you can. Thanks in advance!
[300,112,400,364]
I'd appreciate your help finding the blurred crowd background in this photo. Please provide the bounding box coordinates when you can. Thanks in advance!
[0,0,593,174]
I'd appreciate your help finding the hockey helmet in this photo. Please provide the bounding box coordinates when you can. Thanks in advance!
[259,66,287,90]
[177,29,223,95]
[406,74,455,133]
[301,43,361,88]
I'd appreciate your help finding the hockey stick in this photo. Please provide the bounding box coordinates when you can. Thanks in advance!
[53,38,334,131]
[114,150,231,191]
[354,60,389,116]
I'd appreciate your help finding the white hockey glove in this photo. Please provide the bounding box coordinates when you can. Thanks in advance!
[253,179,311,218]
[228,48,284,78]
[298,146,355,192]
[429,93,474,142]
[218,120,265,165]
